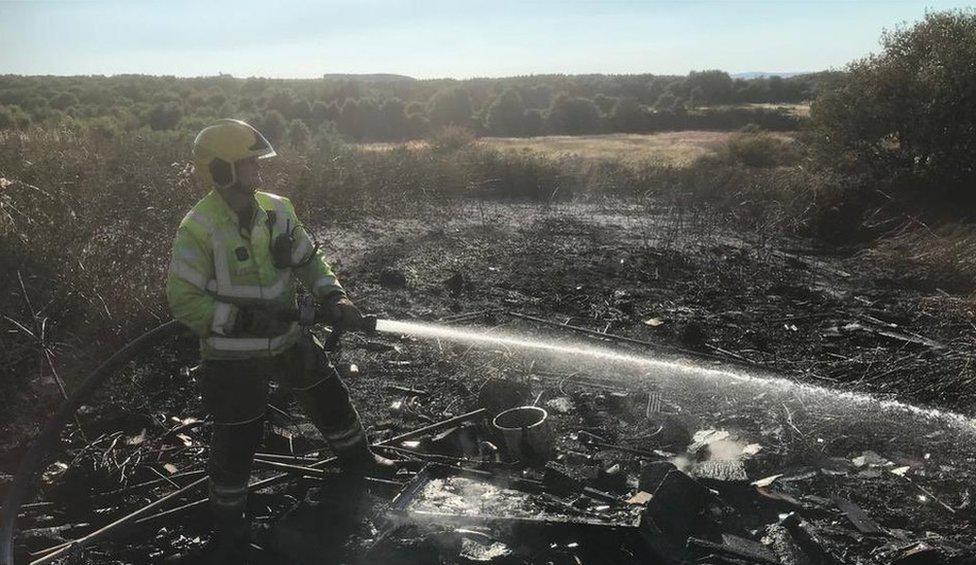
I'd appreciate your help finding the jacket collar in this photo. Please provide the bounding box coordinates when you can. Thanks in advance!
[209,189,261,229]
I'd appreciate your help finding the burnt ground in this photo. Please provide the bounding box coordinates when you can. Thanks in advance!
[5,200,976,564]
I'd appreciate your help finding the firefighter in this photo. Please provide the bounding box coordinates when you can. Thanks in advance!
[165,119,392,558]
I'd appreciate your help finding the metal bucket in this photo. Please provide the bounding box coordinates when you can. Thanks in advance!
[492,406,553,463]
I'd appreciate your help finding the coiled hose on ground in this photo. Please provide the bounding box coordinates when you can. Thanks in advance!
[0,320,186,565]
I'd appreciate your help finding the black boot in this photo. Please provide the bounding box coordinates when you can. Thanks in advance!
[206,506,251,564]
[336,435,397,477]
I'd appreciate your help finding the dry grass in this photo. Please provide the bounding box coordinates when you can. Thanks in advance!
[739,103,810,117]
[355,139,429,152]
[358,131,796,167]
[482,132,738,166]
[694,103,810,117]
[862,223,976,292]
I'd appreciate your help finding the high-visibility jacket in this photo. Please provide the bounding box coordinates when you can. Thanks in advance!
[166,190,344,360]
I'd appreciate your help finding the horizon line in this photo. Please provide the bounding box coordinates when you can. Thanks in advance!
[0,69,832,81]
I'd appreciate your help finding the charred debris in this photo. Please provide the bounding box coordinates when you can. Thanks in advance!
[4,310,976,565]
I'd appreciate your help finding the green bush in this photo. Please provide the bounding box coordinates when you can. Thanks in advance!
[427,125,474,153]
[258,109,287,144]
[810,9,976,191]
[427,87,473,129]
[724,132,801,168]
[288,118,311,148]
[546,94,603,134]
[148,101,183,130]
[486,88,527,136]
[0,105,31,130]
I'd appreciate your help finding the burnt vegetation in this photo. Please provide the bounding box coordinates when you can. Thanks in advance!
[3,9,976,431]
[2,8,976,565]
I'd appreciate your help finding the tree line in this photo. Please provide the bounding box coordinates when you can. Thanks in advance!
[0,70,828,142]
[809,10,976,200]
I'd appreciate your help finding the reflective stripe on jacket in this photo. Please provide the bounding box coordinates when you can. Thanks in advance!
[166,190,344,359]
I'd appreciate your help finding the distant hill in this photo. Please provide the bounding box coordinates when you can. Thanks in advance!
[321,73,415,82]
[732,72,810,79]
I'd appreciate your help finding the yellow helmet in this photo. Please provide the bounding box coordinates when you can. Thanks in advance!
[192,119,276,188]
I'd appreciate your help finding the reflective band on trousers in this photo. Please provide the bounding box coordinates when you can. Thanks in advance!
[210,482,248,507]
[206,323,300,352]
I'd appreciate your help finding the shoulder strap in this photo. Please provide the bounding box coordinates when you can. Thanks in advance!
[265,209,277,233]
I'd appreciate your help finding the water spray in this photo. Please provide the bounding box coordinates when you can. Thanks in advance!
[373,318,976,431]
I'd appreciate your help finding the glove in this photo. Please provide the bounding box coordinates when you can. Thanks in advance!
[323,294,365,330]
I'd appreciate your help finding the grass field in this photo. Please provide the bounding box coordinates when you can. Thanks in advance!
[358,130,795,166]
[738,102,810,116]
[481,131,742,165]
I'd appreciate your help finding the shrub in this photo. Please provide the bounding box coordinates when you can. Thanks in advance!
[686,70,735,105]
[148,101,183,130]
[810,9,976,192]
[486,88,527,136]
[86,116,122,140]
[610,98,645,132]
[258,109,287,144]
[724,132,800,168]
[522,109,545,137]
[288,118,311,148]
[546,94,602,135]
[50,91,80,111]
[0,105,31,130]
[0,130,194,423]
[863,224,976,292]
[427,87,473,129]
[428,125,474,153]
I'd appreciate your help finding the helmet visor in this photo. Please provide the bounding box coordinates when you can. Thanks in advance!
[248,129,276,159]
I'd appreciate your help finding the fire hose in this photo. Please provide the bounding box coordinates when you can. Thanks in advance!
[0,306,375,565]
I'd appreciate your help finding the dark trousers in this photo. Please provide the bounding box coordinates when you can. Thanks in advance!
[198,333,368,520]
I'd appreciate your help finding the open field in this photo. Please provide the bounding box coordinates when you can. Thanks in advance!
[481,131,795,165]
[358,130,797,166]
[704,103,811,117]
[742,102,810,116]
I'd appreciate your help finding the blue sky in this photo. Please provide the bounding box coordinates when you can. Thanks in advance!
[0,1,971,78]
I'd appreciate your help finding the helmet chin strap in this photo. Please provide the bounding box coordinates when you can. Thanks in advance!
[215,160,239,190]
[215,159,259,204]
[216,178,257,213]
